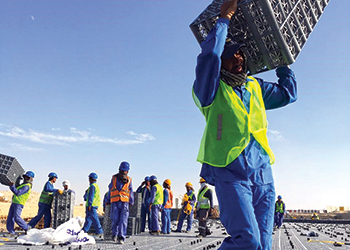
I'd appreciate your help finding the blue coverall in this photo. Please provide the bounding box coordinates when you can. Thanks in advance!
[176,190,196,232]
[193,18,297,249]
[29,181,58,228]
[107,175,134,240]
[161,188,171,234]
[136,185,151,232]
[82,182,103,234]
[149,185,162,232]
[6,184,31,233]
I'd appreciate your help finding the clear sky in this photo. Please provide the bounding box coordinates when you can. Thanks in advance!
[0,0,348,210]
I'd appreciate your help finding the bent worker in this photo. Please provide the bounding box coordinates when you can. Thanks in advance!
[196,178,214,238]
[192,0,297,248]
[6,171,35,236]
[29,172,63,228]
[136,176,151,232]
[175,182,196,233]
[161,179,173,234]
[274,195,285,229]
[82,172,104,240]
[62,180,75,194]
[149,175,163,235]
[108,161,134,244]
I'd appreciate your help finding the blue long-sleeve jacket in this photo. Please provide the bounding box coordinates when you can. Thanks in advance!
[83,181,97,207]
[149,185,157,204]
[107,174,134,205]
[161,188,169,209]
[43,181,58,193]
[10,183,30,196]
[194,18,297,186]
[136,185,151,207]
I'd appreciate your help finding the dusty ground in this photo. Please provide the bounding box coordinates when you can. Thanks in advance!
[0,190,103,232]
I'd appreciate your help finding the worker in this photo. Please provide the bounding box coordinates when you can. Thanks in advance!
[149,175,163,235]
[82,172,104,240]
[6,171,35,236]
[192,0,297,248]
[274,195,285,229]
[175,182,196,233]
[311,212,319,220]
[108,161,134,244]
[161,179,173,234]
[136,176,151,232]
[29,172,63,228]
[103,191,109,213]
[62,180,75,194]
[196,178,214,238]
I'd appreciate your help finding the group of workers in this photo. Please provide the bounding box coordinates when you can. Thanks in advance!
[6,171,73,236]
[134,175,214,239]
[5,161,215,244]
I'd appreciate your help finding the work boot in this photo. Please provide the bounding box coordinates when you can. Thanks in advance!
[196,234,203,238]
[150,231,160,235]
[94,234,104,241]
[117,238,125,244]
[113,236,117,243]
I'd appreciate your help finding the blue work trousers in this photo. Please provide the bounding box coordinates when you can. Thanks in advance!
[215,181,275,250]
[29,203,52,228]
[274,212,284,228]
[110,201,129,240]
[161,208,171,234]
[82,206,103,234]
[141,204,151,232]
[7,203,29,233]
[150,204,162,232]
[176,207,194,232]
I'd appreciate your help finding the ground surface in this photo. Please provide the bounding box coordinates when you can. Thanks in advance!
[1,221,350,249]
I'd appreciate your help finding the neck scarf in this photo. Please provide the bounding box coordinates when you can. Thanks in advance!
[220,68,247,88]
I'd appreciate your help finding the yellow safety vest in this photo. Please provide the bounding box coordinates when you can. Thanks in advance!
[12,183,32,205]
[193,76,275,167]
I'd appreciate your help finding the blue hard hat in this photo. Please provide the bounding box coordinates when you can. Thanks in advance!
[24,171,35,178]
[149,175,157,181]
[144,176,150,182]
[88,172,98,180]
[221,41,245,60]
[48,172,58,178]
[119,161,130,171]
[278,195,282,199]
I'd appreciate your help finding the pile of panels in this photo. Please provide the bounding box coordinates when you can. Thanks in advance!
[190,0,331,75]
[0,153,25,186]
[51,191,75,229]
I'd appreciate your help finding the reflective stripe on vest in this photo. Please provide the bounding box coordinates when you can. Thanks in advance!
[86,182,101,207]
[193,76,275,167]
[275,201,284,213]
[12,183,32,205]
[164,188,173,209]
[39,182,53,204]
[153,183,164,205]
[197,186,210,209]
[110,176,131,203]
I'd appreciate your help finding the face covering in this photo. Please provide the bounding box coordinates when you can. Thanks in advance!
[220,49,248,88]
[118,171,128,183]
[200,183,206,189]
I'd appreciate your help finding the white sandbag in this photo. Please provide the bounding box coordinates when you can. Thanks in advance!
[17,216,95,245]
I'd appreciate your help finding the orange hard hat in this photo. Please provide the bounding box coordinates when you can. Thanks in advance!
[199,178,206,183]
[185,182,193,188]
[164,179,171,186]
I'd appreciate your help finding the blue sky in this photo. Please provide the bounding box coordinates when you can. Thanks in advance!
[0,0,348,210]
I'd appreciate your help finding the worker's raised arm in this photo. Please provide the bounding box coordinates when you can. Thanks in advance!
[256,66,297,110]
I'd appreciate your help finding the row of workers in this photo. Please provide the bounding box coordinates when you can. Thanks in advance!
[5,161,214,243]
[134,176,214,238]
[6,171,74,235]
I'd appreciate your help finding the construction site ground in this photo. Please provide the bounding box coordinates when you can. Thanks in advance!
[1,220,350,249]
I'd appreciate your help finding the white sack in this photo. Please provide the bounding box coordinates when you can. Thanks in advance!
[17,216,95,245]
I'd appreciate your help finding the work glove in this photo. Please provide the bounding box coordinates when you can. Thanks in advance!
[58,189,64,194]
